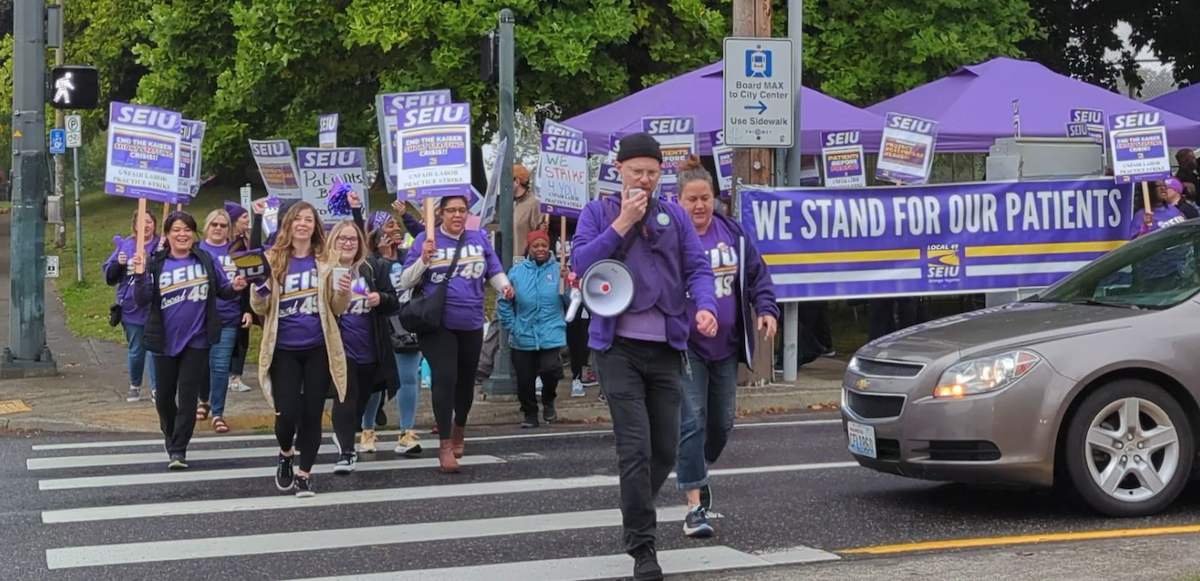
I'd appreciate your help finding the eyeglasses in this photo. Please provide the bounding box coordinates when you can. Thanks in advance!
[335,236,359,245]
[210,223,229,228]
[626,169,661,180]
[441,207,468,215]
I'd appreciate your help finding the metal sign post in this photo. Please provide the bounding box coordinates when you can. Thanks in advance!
[66,113,83,282]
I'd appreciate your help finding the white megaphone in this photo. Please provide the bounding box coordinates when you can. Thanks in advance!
[578,259,635,318]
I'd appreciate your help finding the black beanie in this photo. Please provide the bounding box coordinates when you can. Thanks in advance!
[616,132,663,164]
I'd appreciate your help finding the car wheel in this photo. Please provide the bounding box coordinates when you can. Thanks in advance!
[1064,379,1193,517]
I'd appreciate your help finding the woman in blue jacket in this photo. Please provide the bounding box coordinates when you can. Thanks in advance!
[497,230,569,428]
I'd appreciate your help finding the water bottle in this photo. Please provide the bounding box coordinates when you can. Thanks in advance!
[420,358,431,389]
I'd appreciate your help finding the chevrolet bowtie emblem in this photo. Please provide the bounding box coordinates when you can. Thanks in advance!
[856,379,870,390]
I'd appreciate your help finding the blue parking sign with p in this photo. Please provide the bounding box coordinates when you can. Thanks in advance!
[49,129,66,155]
[746,49,772,78]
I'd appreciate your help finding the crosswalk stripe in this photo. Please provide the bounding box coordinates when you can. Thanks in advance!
[289,545,840,581]
[44,505,690,570]
[41,461,857,523]
[42,475,622,524]
[29,419,839,451]
[27,444,340,471]
[37,455,507,491]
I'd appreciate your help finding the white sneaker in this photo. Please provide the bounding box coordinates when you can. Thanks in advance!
[229,378,252,393]
[571,379,585,397]
[125,386,140,403]
[535,376,543,396]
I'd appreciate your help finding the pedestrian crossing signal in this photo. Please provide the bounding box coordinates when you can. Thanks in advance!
[49,66,100,110]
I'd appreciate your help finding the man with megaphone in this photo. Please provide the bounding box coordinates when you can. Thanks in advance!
[571,132,719,581]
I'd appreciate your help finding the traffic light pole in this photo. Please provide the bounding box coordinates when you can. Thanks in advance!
[482,8,517,398]
[52,0,67,249]
[3,0,58,378]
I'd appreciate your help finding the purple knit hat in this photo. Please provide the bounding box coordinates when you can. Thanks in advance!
[223,201,248,223]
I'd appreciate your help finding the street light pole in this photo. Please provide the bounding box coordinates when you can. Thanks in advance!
[781,0,803,383]
[52,0,67,249]
[2,0,58,378]
[483,8,517,397]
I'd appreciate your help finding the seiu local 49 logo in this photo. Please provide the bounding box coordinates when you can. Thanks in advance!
[926,244,960,282]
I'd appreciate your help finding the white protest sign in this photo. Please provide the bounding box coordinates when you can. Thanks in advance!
[537,133,589,218]
[820,131,866,188]
[876,112,938,185]
[375,90,452,194]
[1108,111,1172,184]
[249,140,303,199]
[318,113,338,149]
[178,120,206,198]
[297,147,369,222]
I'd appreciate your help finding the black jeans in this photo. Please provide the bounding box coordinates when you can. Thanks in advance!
[797,301,832,351]
[153,346,209,456]
[513,348,564,416]
[332,358,378,454]
[595,337,685,554]
[567,316,591,379]
[420,326,484,440]
[270,346,331,472]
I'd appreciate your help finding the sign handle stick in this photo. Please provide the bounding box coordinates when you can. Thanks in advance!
[134,198,148,275]
[558,215,567,295]
[176,203,182,212]
[424,198,435,241]
[1142,182,1152,214]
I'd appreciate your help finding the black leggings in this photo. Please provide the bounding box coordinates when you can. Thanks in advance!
[420,326,483,440]
[332,358,378,454]
[567,315,591,379]
[270,346,331,472]
[153,346,209,455]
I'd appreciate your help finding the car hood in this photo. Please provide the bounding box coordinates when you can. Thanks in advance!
[856,301,1149,364]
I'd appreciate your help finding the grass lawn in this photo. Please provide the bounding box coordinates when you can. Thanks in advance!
[0,200,11,214]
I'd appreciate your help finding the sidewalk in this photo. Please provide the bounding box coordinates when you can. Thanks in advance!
[0,214,842,434]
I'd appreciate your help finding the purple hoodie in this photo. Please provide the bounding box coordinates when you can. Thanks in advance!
[103,236,162,326]
[571,195,717,352]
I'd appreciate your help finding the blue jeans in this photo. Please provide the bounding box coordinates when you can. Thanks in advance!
[204,326,239,417]
[675,350,739,491]
[122,323,157,391]
[361,351,422,431]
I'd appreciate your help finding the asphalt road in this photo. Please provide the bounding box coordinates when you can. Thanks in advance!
[4,412,1200,580]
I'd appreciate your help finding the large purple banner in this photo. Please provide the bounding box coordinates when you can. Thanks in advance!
[740,179,1135,301]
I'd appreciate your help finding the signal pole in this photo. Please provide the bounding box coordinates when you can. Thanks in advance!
[483,8,517,397]
[3,0,58,378]
[52,0,67,249]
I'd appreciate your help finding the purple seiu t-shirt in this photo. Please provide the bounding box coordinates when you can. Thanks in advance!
[338,273,376,364]
[687,219,740,362]
[155,255,218,357]
[1131,203,1194,280]
[104,236,161,326]
[199,240,242,327]
[276,254,323,351]
[404,229,504,331]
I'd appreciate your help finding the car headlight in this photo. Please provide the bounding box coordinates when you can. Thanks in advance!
[848,356,860,373]
[934,350,1040,398]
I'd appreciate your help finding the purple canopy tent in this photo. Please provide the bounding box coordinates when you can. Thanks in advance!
[1148,83,1200,123]
[563,62,884,156]
[867,57,1200,152]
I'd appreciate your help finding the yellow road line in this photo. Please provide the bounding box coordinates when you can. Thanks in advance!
[763,249,920,266]
[838,524,1200,555]
[965,240,1125,258]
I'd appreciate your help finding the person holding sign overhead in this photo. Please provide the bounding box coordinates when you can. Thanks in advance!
[398,195,512,473]
[132,211,247,469]
[251,202,352,497]
[571,133,718,581]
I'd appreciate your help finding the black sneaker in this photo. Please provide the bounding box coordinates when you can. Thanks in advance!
[520,414,539,429]
[631,544,663,580]
[683,506,714,538]
[294,475,315,498]
[275,453,296,491]
[333,451,357,475]
[167,453,188,471]
[542,402,558,424]
[598,391,608,404]
[699,483,712,511]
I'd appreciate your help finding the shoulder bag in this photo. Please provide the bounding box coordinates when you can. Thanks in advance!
[397,232,467,335]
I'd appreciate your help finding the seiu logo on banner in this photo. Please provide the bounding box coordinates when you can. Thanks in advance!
[319,115,337,132]
[645,118,693,135]
[544,136,586,156]
[1071,109,1104,125]
[887,115,934,134]
[301,149,360,168]
[824,131,862,147]
[1110,112,1162,130]
[401,104,469,128]
[385,91,451,113]
[250,141,289,157]
[115,106,180,130]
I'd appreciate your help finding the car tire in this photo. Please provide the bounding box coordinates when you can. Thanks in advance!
[1064,379,1193,517]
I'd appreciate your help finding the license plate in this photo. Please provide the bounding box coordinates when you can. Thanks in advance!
[847,421,877,459]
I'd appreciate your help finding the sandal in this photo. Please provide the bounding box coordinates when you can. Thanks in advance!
[212,416,229,434]
[196,403,211,421]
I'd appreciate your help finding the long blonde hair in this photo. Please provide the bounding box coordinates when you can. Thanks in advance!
[266,202,326,286]
[324,220,367,267]
[203,209,232,242]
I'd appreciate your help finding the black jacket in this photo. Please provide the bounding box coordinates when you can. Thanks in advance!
[350,255,402,396]
[134,247,238,355]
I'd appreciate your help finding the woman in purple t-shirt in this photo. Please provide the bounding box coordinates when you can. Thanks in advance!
[195,208,247,434]
[103,210,161,404]
[132,212,245,469]
[251,202,352,497]
[399,195,512,473]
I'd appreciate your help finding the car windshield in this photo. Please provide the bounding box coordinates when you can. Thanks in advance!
[1036,222,1200,310]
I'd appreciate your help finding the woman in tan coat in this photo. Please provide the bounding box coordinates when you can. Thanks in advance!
[251,202,351,498]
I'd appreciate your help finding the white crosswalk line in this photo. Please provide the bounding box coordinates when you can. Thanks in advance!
[26,444,339,470]
[44,505,690,569]
[289,545,840,581]
[42,475,621,523]
[29,419,838,450]
[38,455,507,491]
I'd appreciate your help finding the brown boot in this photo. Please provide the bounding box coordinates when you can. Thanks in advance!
[438,439,460,473]
[451,425,465,459]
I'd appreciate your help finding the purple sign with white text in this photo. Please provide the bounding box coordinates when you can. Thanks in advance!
[375,90,452,193]
[105,102,184,204]
[1107,111,1172,184]
[395,103,473,201]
